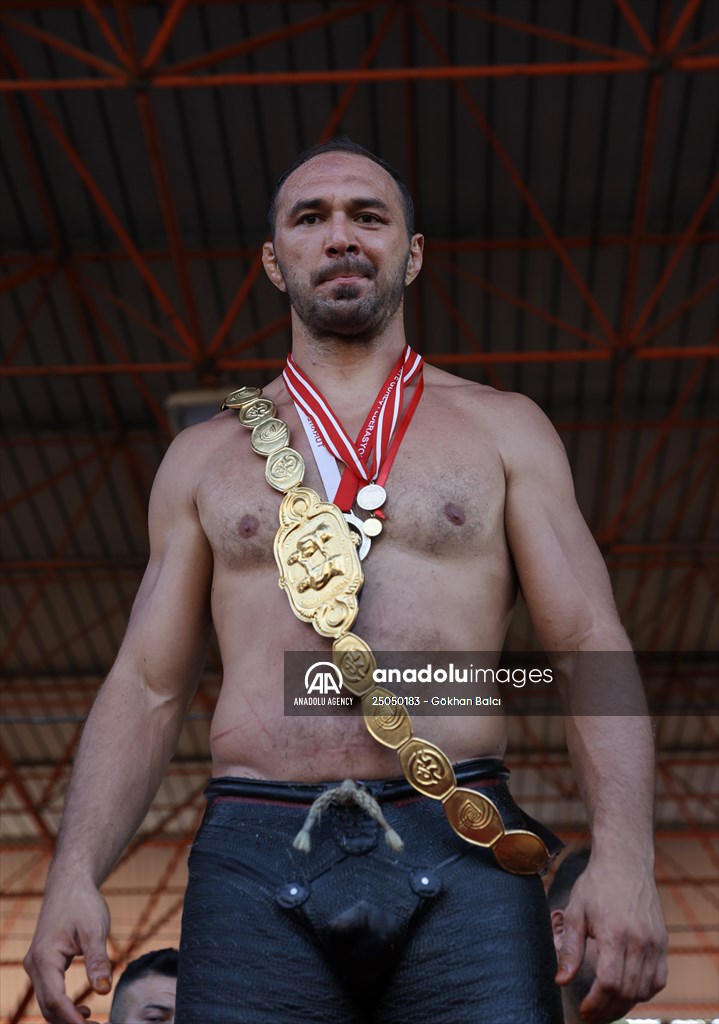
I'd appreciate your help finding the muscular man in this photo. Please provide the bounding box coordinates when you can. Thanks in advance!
[108,949,177,1024]
[25,139,666,1024]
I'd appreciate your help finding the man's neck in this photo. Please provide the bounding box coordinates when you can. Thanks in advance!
[289,322,409,417]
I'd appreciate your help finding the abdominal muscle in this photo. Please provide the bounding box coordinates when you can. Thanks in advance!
[208,551,513,782]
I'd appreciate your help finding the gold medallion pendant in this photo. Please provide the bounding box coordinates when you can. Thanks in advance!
[274,487,364,638]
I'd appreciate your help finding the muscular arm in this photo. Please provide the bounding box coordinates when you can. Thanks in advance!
[25,430,213,1023]
[500,394,667,1024]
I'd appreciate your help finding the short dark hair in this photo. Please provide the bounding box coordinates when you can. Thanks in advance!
[110,948,178,1021]
[547,848,591,911]
[268,137,415,238]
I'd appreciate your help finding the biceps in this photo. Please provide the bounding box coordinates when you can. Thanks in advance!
[506,487,619,649]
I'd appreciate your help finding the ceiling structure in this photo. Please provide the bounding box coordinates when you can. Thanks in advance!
[0,1,717,1021]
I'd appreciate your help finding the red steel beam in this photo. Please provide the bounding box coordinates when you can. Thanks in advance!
[81,0,133,70]
[2,230,715,267]
[222,312,291,358]
[134,89,204,358]
[0,746,54,850]
[0,452,116,664]
[0,257,55,294]
[665,0,704,53]
[70,267,174,438]
[619,71,664,346]
[613,0,655,55]
[432,0,642,61]
[140,0,189,73]
[599,358,710,544]
[0,11,126,78]
[636,272,719,347]
[413,8,619,348]
[679,28,719,56]
[422,264,505,391]
[2,267,57,368]
[318,0,400,142]
[0,59,661,91]
[435,256,610,349]
[3,345,718,379]
[3,87,62,252]
[0,40,199,356]
[156,0,384,77]
[64,265,156,524]
[629,171,719,344]
[0,442,108,515]
[77,265,190,356]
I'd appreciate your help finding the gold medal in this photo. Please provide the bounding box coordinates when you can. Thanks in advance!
[266,448,305,492]
[274,487,363,638]
[251,418,290,456]
[362,691,413,749]
[239,398,276,428]
[443,787,504,847]
[398,739,456,800]
[333,633,376,697]
[362,516,382,538]
[357,483,387,511]
[221,386,262,410]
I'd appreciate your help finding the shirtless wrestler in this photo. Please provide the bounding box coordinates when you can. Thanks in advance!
[24,139,667,1024]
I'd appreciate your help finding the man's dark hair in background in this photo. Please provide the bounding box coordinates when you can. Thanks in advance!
[109,948,178,1024]
[267,135,415,239]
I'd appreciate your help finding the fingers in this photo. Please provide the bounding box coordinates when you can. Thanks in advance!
[555,909,586,985]
[579,926,668,1024]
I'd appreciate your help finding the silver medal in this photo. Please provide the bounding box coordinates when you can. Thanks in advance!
[357,483,387,511]
[344,511,371,560]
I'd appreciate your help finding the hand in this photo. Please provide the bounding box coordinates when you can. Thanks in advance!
[24,878,112,1024]
[555,858,667,1023]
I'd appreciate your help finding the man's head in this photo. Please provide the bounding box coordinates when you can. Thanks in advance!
[547,849,596,1023]
[263,138,423,343]
[267,137,415,240]
[109,948,178,1023]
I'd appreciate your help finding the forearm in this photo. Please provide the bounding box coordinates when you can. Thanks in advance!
[49,671,189,887]
[553,640,656,858]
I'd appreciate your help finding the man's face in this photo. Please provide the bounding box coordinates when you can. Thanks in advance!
[263,152,423,341]
[114,973,176,1023]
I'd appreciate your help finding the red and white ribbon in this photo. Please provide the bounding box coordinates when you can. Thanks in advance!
[283,345,424,510]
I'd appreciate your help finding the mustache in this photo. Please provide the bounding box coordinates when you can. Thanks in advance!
[312,257,377,286]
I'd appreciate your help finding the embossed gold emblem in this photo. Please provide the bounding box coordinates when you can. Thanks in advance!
[266,448,305,492]
[332,633,376,697]
[239,398,276,427]
[274,487,363,638]
[443,788,504,847]
[492,830,549,875]
[362,691,413,749]
[221,386,262,410]
[398,739,456,800]
[251,418,290,456]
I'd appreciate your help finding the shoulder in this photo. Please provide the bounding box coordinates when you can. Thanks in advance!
[423,365,564,466]
[151,410,241,505]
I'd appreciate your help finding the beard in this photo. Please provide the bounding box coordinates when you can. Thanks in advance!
[279,251,410,341]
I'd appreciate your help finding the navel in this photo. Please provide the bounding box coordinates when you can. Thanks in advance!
[239,514,260,538]
[443,502,466,526]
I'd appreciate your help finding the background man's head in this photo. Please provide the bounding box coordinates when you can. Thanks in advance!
[267,136,415,240]
[547,848,597,1023]
[109,948,178,1023]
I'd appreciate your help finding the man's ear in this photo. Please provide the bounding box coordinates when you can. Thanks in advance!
[405,233,424,285]
[262,242,287,292]
[550,908,565,956]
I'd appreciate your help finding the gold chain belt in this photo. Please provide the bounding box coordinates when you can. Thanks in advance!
[223,385,549,875]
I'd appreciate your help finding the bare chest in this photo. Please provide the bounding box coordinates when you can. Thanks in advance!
[198,409,507,572]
